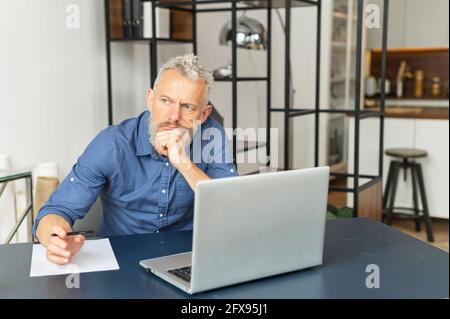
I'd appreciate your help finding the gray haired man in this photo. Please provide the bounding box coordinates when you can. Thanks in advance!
[33,54,238,265]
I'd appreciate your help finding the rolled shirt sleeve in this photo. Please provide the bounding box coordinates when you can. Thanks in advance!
[32,128,115,237]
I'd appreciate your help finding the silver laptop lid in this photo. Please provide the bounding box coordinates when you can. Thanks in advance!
[190,166,330,293]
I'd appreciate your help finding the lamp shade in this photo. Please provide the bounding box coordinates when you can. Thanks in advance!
[219,15,267,50]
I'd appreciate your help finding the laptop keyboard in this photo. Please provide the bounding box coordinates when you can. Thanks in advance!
[168,266,191,282]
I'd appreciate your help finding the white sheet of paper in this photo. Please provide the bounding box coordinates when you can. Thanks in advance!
[30,238,120,277]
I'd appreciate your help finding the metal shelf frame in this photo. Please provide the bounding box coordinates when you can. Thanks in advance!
[104,0,389,217]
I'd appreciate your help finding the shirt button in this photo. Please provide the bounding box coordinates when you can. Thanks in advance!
[230,169,234,173]
[155,230,159,233]
[165,162,169,167]
[159,213,164,218]
[70,177,75,182]
[161,189,166,194]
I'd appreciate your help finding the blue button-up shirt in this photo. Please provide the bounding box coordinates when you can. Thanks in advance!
[33,111,237,237]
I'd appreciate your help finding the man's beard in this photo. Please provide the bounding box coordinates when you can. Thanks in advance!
[148,119,195,150]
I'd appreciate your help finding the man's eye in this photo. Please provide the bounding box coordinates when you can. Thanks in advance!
[182,104,194,112]
[161,98,169,104]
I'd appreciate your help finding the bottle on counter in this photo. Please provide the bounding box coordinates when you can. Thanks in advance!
[413,70,424,98]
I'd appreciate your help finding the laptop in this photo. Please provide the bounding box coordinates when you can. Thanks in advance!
[139,166,330,294]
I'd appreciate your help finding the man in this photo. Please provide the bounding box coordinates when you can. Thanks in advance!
[33,54,238,265]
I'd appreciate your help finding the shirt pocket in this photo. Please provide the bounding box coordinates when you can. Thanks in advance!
[172,177,194,209]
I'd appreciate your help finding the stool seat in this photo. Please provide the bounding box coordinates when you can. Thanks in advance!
[385,148,427,159]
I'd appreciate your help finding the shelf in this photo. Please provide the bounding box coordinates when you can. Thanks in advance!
[109,37,194,43]
[329,175,381,193]
[270,108,316,117]
[103,0,388,219]
[214,77,268,82]
[235,140,266,153]
[270,108,315,112]
[0,169,32,183]
[270,108,384,119]
[328,113,346,120]
[155,0,319,12]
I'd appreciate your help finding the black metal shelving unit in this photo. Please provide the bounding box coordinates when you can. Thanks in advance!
[104,0,389,217]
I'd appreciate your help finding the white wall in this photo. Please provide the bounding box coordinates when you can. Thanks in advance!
[0,0,108,178]
[0,0,109,242]
[0,0,191,177]
[366,0,449,48]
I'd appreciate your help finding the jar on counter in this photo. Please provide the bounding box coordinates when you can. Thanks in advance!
[377,77,391,96]
[430,77,442,97]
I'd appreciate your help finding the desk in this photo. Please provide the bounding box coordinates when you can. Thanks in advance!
[0,218,448,298]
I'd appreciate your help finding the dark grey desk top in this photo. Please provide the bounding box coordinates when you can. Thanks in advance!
[0,218,448,298]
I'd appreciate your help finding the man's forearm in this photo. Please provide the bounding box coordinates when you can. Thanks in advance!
[36,214,72,246]
[177,161,210,191]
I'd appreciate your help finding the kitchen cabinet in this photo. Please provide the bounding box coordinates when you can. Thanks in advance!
[348,117,449,219]
[414,119,449,219]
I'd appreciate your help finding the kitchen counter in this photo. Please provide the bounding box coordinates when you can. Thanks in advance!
[364,98,449,120]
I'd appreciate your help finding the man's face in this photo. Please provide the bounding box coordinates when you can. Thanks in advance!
[146,69,212,139]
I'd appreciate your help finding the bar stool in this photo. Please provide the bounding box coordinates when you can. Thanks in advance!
[382,148,434,242]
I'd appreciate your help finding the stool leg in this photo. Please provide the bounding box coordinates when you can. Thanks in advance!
[382,161,395,222]
[386,161,400,226]
[411,164,421,232]
[383,161,395,209]
[414,163,434,242]
[403,158,408,182]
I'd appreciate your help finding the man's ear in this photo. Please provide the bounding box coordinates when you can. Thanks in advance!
[200,104,213,124]
[146,88,154,112]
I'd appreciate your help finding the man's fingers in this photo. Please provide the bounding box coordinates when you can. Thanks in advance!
[46,251,69,265]
[51,225,67,238]
[156,135,171,144]
[156,128,188,140]
[50,235,68,250]
[74,235,85,244]
[155,128,188,158]
[47,243,71,258]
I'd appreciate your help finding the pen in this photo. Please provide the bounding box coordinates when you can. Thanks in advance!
[51,231,94,237]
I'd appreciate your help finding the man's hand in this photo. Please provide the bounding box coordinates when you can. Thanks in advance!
[153,127,211,190]
[154,128,191,169]
[46,225,85,265]
[36,214,86,265]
